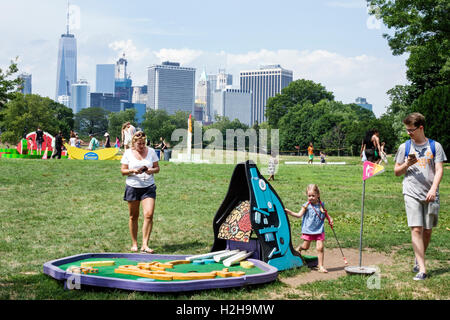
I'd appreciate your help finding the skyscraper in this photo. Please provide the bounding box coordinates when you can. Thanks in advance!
[114,55,132,102]
[196,70,208,121]
[199,69,233,122]
[240,65,293,125]
[96,64,115,94]
[211,89,252,126]
[18,73,32,95]
[55,4,77,100]
[355,97,373,112]
[116,54,128,79]
[71,80,90,114]
[147,61,196,115]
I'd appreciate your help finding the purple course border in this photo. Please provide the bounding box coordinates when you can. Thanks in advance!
[43,253,278,292]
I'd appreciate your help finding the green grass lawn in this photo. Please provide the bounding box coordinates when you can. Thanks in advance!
[0,155,448,300]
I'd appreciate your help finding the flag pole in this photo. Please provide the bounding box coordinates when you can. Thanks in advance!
[345,161,382,275]
[359,179,365,267]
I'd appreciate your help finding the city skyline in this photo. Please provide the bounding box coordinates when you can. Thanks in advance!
[0,0,408,117]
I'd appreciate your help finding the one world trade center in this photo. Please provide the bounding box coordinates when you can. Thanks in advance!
[55,2,77,100]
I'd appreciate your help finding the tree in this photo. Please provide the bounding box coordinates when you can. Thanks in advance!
[367,0,450,99]
[0,59,23,131]
[203,115,249,149]
[321,125,346,156]
[0,58,22,109]
[411,85,450,155]
[141,110,190,146]
[265,79,334,127]
[276,98,380,155]
[0,93,74,143]
[107,109,137,141]
[74,107,109,135]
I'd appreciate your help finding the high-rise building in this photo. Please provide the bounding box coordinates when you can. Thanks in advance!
[115,78,133,102]
[18,73,32,95]
[55,4,77,100]
[114,55,132,102]
[132,85,148,105]
[71,80,90,114]
[116,54,128,79]
[216,69,233,90]
[355,97,373,112]
[199,69,233,122]
[122,102,146,124]
[211,89,252,126]
[57,95,71,108]
[196,70,208,121]
[96,64,115,94]
[147,61,196,115]
[90,92,121,113]
[240,65,293,125]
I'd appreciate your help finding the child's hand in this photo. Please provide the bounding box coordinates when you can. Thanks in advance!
[327,217,334,228]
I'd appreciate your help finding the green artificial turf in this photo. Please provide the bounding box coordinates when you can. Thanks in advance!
[57,257,264,281]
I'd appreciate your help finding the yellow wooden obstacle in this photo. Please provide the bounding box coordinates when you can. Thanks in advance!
[114,263,246,281]
[80,260,115,268]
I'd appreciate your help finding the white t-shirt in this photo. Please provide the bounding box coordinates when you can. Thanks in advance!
[69,137,77,147]
[121,147,159,188]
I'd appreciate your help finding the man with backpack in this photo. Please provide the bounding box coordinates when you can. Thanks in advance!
[394,113,447,281]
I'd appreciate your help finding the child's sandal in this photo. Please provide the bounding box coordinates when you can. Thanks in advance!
[317,266,328,273]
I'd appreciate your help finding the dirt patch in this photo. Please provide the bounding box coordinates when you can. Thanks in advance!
[281,248,395,287]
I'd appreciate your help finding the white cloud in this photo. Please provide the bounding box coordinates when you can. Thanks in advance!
[224,48,407,116]
[153,48,204,65]
[108,39,151,62]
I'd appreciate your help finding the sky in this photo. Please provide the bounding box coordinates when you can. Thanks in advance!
[0,0,409,117]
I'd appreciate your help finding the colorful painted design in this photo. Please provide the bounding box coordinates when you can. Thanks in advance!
[362,161,385,180]
[218,201,252,242]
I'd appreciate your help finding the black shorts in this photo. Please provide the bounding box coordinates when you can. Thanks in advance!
[123,184,157,201]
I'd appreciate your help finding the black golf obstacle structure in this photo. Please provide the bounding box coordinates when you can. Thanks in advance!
[212,160,317,270]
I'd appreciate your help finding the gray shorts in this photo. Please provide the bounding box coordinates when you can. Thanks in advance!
[404,194,439,229]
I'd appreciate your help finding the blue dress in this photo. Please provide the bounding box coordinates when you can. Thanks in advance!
[301,202,326,235]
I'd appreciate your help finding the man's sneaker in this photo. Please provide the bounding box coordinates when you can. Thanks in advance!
[413,272,427,281]
[412,259,419,273]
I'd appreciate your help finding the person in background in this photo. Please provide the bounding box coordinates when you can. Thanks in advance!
[267,151,278,181]
[154,137,167,160]
[51,131,63,159]
[320,151,326,164]
[75,134,83,148]
[35,126,44,156]
[88,134,99,151]
[69,132,77,147]
[363,129,382,163]
[104,132,111,148]
[27,137,34,155]
[307,142,314,164]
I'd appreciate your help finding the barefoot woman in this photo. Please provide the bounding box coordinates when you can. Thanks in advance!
[121,131,160,253]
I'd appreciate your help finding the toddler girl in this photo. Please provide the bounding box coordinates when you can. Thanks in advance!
[285,184,333,273]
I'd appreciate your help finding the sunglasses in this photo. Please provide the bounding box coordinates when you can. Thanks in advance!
[134,131,146,138]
